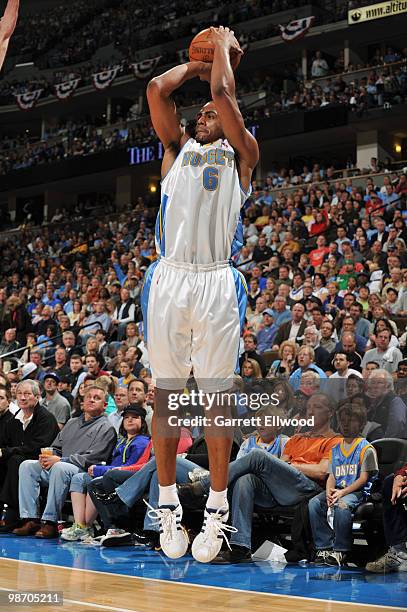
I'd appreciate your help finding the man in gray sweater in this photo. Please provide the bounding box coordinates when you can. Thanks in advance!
[14,385,116,538]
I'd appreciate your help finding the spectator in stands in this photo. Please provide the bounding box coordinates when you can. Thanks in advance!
[289,346,327,391]
[84,353,108,378]
[0,380,59,532]
[80,300,111,337]
[267,340,297,378]
[349,302,370,340]
[336,317,368,354]
[271,296,292,328]
[60,404,150,542]
[311,51,329,78]
[302,326,331,372]
[364,369,407,438]
[323,282,343,318]
[309,402,378,566]
[41,372,71,429]
[366,461,407,573]
[52,347,71,378]
[0,328,19,357]
[339,333,363,373]
[272,302,306,349]
[256,310,278,353]
[14,385,116,538]
[111,288,136,341]
[0,385,15,511]
[362,328,403,376]
[239,334,267,378]
[108,386,129,432]
[247,295,268,333]
[319,319,337,354]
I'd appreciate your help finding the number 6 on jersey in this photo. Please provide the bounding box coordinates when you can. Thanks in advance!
[203,167,219,191]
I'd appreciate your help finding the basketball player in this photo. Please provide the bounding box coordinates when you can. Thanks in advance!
[144,26,259,563]
[0,0,19,71]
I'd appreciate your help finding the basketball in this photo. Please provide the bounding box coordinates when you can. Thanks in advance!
[189,28,241,70]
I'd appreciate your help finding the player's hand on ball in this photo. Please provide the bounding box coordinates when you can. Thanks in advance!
[210,26,243,56]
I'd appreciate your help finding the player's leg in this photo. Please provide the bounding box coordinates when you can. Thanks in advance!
[191,265,246,562]
[143,261,192,558]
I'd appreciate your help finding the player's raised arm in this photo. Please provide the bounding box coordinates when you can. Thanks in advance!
[209,26,259,173]
[0,0,19,71]
[147,62,210,153]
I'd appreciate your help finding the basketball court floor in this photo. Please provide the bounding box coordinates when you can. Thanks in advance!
[0,536,405,611]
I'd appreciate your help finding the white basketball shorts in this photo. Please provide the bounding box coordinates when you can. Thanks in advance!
[141,257,247,392]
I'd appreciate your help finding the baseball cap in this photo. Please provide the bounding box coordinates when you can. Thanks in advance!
[263,309,274,317]
[21,363,37,379]
[43,372,60,383]
[122,404,147,419]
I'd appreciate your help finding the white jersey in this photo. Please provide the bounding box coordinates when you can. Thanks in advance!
[156,137,250,265]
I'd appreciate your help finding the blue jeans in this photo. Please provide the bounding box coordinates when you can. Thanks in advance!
[69,472,93,494]
[116,457,199,532]
[200,450,321,550]
[19,460,81,523]
[308,490,364,551]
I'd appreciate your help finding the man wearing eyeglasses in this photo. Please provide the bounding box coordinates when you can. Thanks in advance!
[0,380,59,532]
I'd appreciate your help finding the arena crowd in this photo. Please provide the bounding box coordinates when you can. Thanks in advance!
[0,155,405,568]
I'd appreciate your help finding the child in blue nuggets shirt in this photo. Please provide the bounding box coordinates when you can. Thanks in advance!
[308,402,378,566]
[236,405,290,459]
[61,404,150,541]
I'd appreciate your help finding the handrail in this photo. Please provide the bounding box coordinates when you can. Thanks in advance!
[307,58,407,87]
[262,167,407,197]
[0,320,103,363]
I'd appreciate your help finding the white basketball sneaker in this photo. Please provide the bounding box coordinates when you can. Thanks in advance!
[191,505,237,563]
[145,502,189,559]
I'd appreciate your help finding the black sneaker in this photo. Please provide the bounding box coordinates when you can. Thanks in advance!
[141,530,161,550]
[211,545,252,564]
[177,482,207,510]
[101,528,133,547]
[131,529,153,547]
[325,551,347,567]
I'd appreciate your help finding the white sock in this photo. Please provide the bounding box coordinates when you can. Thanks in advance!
[207,488,228,510]
[158,484,179,507]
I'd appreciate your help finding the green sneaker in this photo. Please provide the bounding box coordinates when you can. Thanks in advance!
[60,523,93,541]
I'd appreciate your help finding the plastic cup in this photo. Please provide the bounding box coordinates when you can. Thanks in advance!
[41,447,53,456]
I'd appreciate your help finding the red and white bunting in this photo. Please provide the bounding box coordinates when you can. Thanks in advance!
[54,78,81,100]
[14,89,43,111]
[132,56,161,80]
[92,65,121,90]
[279,16,315,43]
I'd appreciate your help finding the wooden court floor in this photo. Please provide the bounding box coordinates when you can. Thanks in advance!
[0,558,400,612]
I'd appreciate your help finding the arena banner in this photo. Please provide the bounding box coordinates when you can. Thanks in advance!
[279,16,314,42]
[348,0,407,23]
[92,65,121,90]
[14,89,43,111]
[132,57,161,79]
[54,78,81,100]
